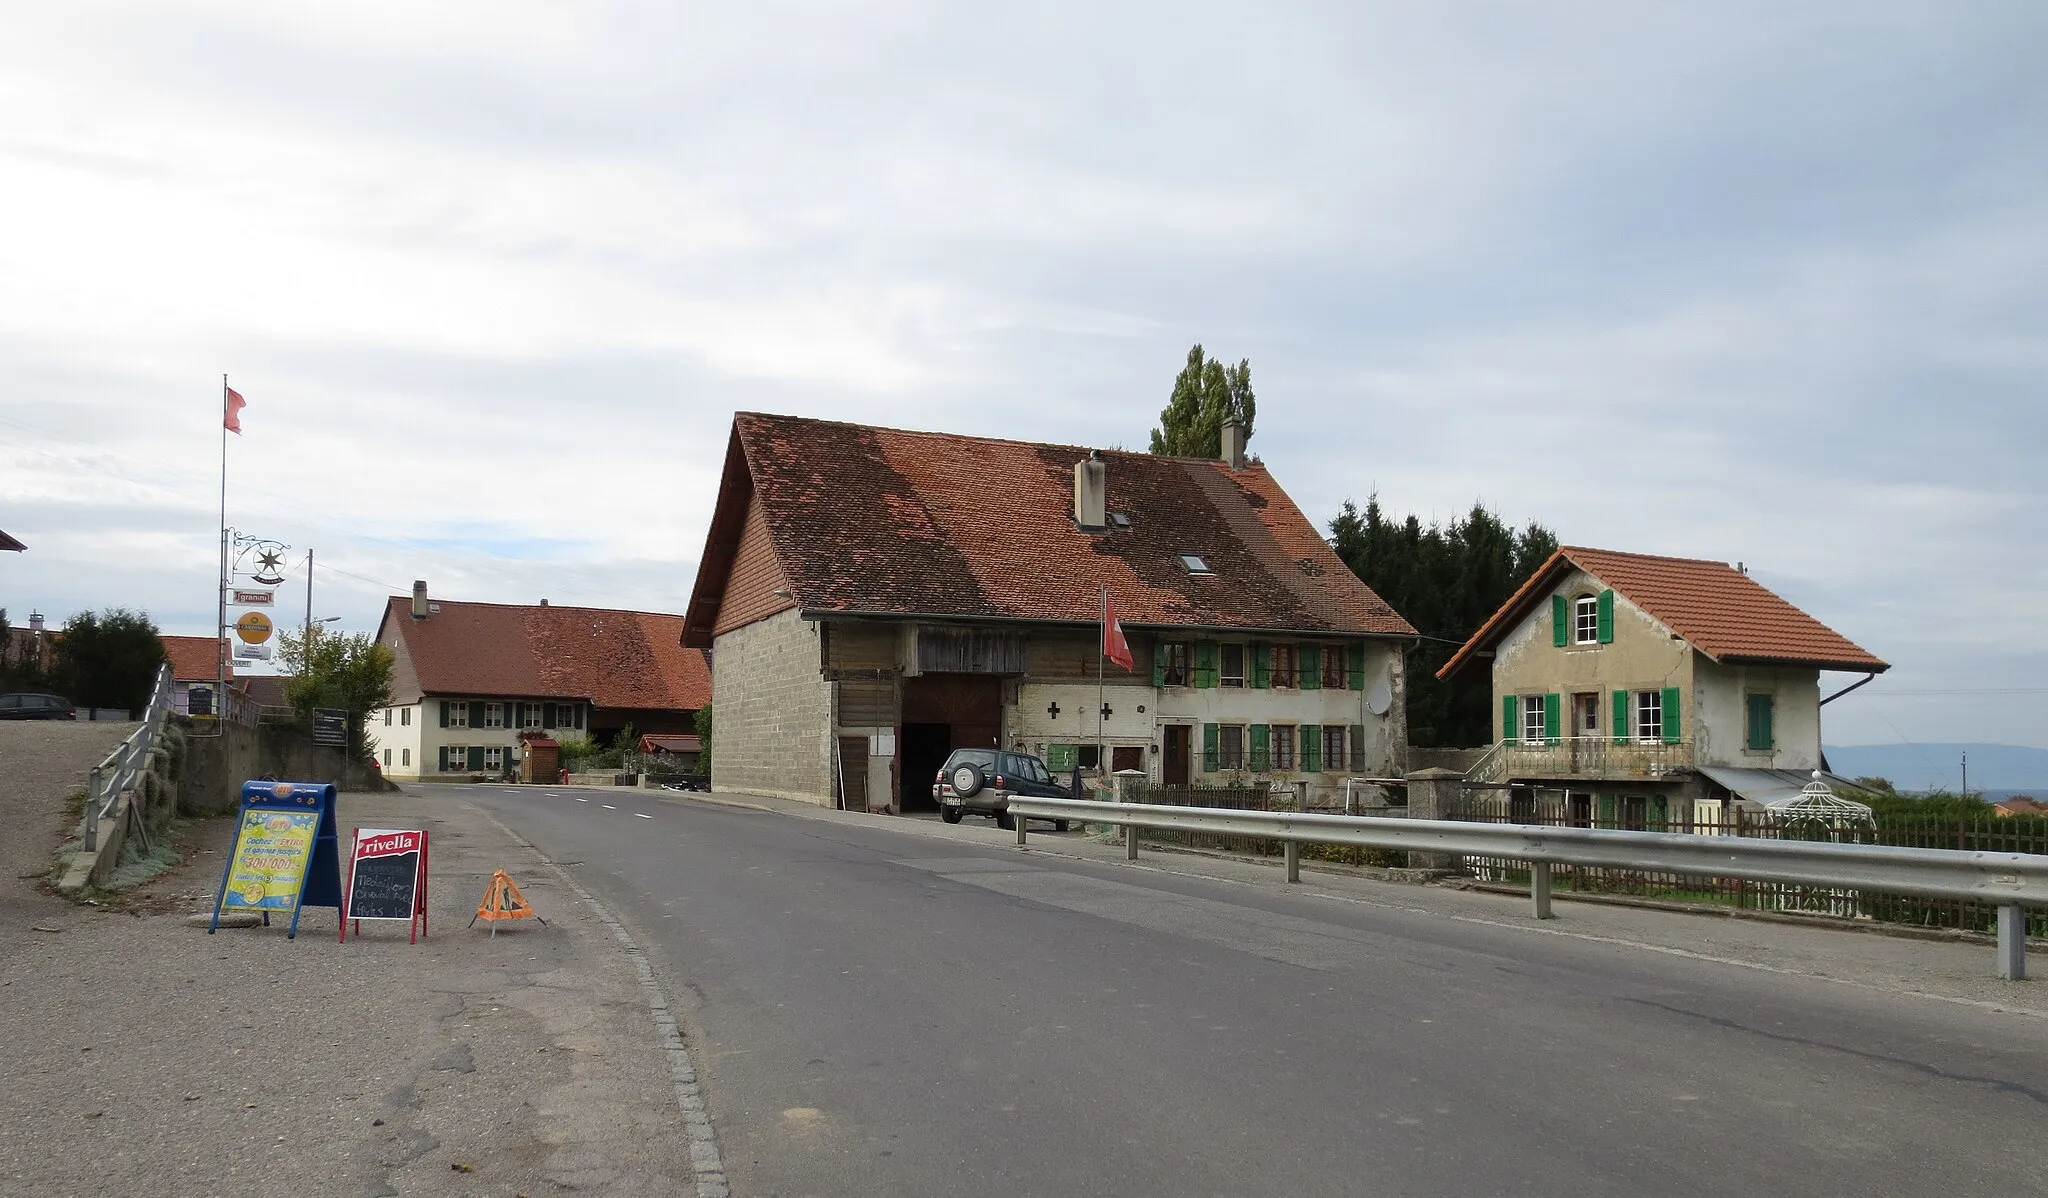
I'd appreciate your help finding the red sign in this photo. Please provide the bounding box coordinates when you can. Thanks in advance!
[341,827,429,944]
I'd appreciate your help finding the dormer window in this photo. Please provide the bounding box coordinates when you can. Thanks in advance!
[1179,552,1211,574]
[1573,594,1600,645]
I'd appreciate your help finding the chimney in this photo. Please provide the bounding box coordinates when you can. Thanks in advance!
[28,610,44,633]
[1220,417,1245,470]
[1073,450,1107,531]
[411,580,428,619]
[539,598,549,607]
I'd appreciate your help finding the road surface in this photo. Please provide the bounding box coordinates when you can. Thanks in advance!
[437,782,2048,1198]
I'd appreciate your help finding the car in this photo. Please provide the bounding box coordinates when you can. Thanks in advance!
[933,748,1073,831]
[0,692,76,720]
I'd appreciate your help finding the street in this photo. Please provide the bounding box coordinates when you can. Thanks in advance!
[444,783,2048,1198]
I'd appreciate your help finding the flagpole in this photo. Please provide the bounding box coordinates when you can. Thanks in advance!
[213,374,229,732]
[1096,584,1106,793]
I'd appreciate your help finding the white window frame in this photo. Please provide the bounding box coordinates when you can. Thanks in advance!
[1271,725,1296,771]
[1522,695,1546,744]
[400,707,411,726]
[1573,595,1599,645]
[445,745,467,771]
[1218,724,1245,770]
[1220,644,1246,688]
[1635,691,1663,744]
[1179,552,1211,574]
[484,746,504,770]
[1270,644,1295,689]
[401,748,411,767]
[484,702,505,729]
[1321,725,1347,771]
[382,709,392,726]
[522,703,543,730]
[382,748,392,767]
[446,701,469,729]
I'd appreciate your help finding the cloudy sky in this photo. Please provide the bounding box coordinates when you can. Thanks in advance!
[1,2,2042,764]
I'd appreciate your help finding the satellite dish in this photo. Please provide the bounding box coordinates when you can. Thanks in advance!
[1365,671,1393,716]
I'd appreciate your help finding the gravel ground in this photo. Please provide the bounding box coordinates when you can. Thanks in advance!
[0,786,700,1198]
[0,721,139,925]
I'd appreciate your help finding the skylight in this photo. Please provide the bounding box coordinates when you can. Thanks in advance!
[1179,552,1211,574]
[1109,512,1131,528]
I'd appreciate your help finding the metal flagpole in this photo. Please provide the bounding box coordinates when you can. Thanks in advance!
[211,374,229,735]
[1095,584,1106,793]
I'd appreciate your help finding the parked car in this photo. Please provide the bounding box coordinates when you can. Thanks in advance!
[933,748,1072,831]
[0,692,76,720]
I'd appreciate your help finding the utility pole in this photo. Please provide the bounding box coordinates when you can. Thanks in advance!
[304,549,314,645]
[1962,751,1968,799]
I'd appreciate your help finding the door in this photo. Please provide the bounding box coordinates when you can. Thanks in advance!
[1162,725,1190,786]
[1111,746,1143,775]
[1572,693,1601,772]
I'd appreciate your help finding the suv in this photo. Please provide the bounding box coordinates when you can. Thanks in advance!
[933,749,1072,831]
[0,693,75,720]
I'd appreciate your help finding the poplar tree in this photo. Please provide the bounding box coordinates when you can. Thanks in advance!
[1150,344,1255,457]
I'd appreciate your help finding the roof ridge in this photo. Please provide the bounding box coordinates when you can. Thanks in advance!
[1562,545,1737,569]
[383,595,686,620]
[736,410,1259,468]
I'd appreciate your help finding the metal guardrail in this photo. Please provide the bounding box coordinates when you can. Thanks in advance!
[83,663,176,854]
[1005,797,2048,981]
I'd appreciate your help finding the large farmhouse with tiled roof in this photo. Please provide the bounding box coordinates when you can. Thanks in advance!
[369,584,710,781]
[1439,546,1888,824]
[683,412,1418,811]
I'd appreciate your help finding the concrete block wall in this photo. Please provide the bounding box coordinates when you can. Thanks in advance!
[711,608,835,805]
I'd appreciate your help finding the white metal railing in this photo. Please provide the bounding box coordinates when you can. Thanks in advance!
[1470,735,1694,782]
[1004,796,2048,980]
[83,663,176,853]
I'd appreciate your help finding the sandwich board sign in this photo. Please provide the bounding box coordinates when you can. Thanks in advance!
[208,780,342,940]
[342,828,429,943]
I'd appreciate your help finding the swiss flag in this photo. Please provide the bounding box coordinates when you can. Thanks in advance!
[1103,590,1134,671]
[224,386,247,435]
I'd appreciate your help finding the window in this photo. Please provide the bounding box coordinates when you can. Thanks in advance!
[1746,693,1775,751]
[484,702,505,729]
[1108,512,1131,528]
[401,748,410,767]
[1322,646,1348,689]
[383,709,392,726]
[1179,552,1211,574]
[1522,696,1547,745]
[1574,595,1599,645]
[1220,644,1246,688]
[1159,642,1190,687]
[1218,725,1245,770]
[1635,691,1662,743]
[446,701,469,729]
[484,746,504,770]
[1270,644,1296,688]
[401,707,411,726]
[1002,754,1052,785]
[1321,726,1347,774]
[1272,725,1296,770]
[445,745,466,771]
[521,703,543,730]
[382,748,392,767]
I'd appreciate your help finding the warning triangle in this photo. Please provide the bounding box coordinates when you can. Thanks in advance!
[470,869,547,933]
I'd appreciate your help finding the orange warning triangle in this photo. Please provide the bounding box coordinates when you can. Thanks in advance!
[472,869,539,924]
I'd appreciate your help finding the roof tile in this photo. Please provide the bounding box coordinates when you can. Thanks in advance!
[379,598,710,710]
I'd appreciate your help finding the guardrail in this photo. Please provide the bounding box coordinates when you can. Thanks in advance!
[1005,796,2048,981]
[83,663,176,854]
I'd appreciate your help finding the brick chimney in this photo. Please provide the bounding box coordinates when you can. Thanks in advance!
[1220,417,1245,470]
[411,580,429,620]
[1073,450,1107,531]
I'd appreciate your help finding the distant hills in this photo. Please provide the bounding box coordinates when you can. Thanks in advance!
[1824,743,2048,794]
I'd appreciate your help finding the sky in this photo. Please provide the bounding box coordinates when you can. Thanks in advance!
[1,2,2043,766]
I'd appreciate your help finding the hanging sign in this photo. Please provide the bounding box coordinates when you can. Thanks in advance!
[232,588,275,607]
[235,611,274,644]
[208,781,342,939]
[232,642,272,661]
[342,828,429,943]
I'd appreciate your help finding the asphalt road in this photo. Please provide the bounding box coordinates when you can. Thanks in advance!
[442,783,2048,1198]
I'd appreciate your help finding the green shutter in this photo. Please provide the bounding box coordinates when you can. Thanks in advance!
[1597,794,1616,829]
[543,702,558,728]
[1552,594,1568,647]
[1596,590,1615,644]
[468,745,485,771]
[1249,724,1270,771]
[1347,643,1366,690]
[1543,693,1561,743]
[437,746,448,772]
[1194,642,1218,689]
[1152,644,1166,687]
[1649,795,1669,828]
[1300,646,1321,690]
[468,700,483,728]
[1046,744,1077,771]
[1250,642,1270,688]
[1503,695,1518,746]
[1302,725,1321,773]
[1612,690,1630,744]
[1202,723,1219,772]
[1748,694,1773,751]
[1662,686,1682,744]
[439,700,449,729]
[1349,725,1365,772]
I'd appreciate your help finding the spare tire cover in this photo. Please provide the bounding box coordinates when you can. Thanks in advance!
[950,763,986,798]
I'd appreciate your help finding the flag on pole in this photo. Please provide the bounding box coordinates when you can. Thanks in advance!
[224,386,246,435]
[1102,591,1134,671]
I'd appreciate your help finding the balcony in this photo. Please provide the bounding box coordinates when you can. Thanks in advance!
[1466,736,1695,785]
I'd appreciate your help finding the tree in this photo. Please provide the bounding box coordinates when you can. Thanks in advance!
[60,608,165,713]
[1330,495,1558,747]
[1149,344,1255,458]
[277,626,395,754]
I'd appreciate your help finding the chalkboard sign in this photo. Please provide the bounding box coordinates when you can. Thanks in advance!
[342,828,428,943]
[313,708,348,747]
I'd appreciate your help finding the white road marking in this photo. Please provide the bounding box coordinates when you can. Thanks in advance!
[576,797,589,803]
[635,812,653,819]
[545,792,561,798]
[603,804,616,810]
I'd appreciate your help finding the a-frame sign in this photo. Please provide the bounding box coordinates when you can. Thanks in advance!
[208,780,343,939]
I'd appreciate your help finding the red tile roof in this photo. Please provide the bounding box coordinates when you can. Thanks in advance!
[161,635,232,682]
[1439,546,1888,679]
[377,597,711,711]
[684,413,1414,643]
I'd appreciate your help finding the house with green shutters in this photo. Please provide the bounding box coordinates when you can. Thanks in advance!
[1436,546,1888,825]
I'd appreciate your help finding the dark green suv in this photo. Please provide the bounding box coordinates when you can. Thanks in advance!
[933,749,1072,831]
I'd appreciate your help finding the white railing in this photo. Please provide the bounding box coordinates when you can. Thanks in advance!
[83,663,176,853]
[1468,736,1693,782]
[1004,796,2048,980]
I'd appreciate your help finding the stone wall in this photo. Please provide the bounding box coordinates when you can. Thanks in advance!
[177,719,396,817]
[711,609,835,805]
